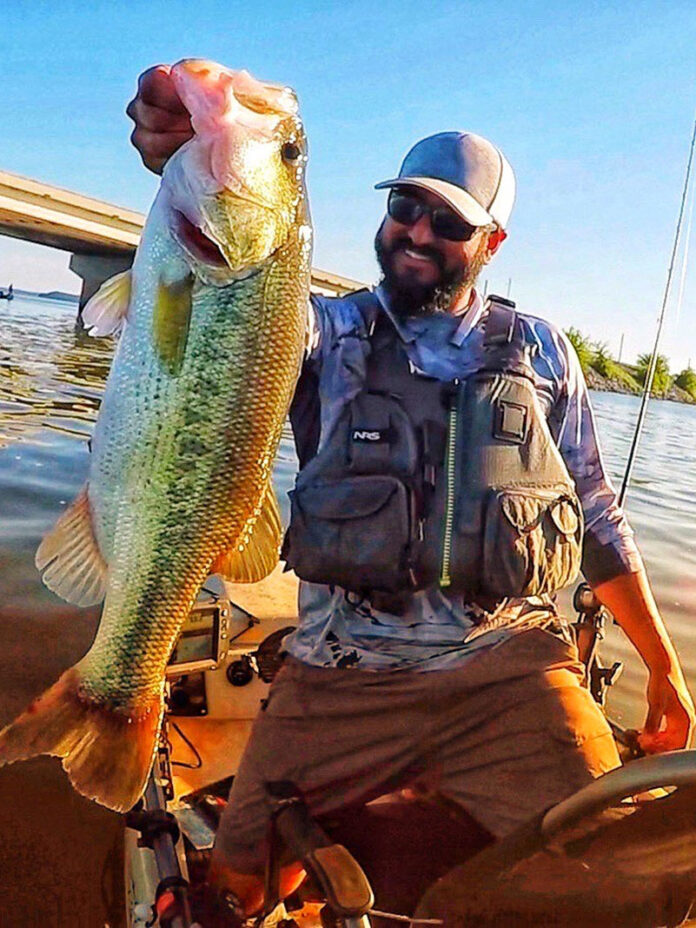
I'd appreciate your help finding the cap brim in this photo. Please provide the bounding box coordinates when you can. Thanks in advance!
[375,176,494,228]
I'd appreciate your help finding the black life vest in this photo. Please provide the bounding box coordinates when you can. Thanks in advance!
[283,291,583,605]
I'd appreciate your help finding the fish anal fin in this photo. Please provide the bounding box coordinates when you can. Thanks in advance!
[35,486,108,607]
[82,270,132,336]
[153,274,194,375]
[211,487,281,583]
[0,666,161,813]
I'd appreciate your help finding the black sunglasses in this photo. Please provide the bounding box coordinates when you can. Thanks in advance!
[387,189,479,242]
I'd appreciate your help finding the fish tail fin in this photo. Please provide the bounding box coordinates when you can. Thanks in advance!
[0,666,162,812]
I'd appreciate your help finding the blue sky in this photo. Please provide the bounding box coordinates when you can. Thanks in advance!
[2,0,696,369]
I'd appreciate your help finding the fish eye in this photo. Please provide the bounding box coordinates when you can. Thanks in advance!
[281,142,302,162]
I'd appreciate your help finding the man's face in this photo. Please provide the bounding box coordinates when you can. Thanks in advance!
[375,186,494,316]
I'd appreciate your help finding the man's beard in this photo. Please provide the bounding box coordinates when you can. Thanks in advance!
[374,221,488,318]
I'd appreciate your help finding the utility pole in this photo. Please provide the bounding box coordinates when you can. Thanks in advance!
[618,333,625,363]
[482,279,488,298]
[506,277,512,298]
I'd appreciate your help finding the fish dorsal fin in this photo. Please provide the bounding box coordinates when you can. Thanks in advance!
[35,486,108,606]
[153,275,194,375]
[211,487,282,583]
[82,270,132,336]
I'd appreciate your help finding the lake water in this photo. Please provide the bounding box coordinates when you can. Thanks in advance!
[2,292,696,730]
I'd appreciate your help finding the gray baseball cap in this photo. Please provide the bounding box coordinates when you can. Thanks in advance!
[375,131,516,230]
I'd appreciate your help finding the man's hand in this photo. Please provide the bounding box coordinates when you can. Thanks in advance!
[594,570,695,754]
[126,65,193,174]
[640,668,695,753]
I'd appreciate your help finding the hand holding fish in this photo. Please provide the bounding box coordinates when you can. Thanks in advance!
[127,65,194,173]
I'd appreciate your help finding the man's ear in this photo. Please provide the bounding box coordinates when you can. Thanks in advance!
[486,227,507,256]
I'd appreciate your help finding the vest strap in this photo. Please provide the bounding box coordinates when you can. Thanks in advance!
[290,290,381,469]
[483,295,517,347]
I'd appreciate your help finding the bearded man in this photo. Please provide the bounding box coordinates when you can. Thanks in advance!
[127,65,694,923]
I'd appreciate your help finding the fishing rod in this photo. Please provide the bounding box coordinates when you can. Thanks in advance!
[574,112,696,723]
[618,111,696,508]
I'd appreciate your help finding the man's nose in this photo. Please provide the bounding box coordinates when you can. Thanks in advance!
[408,213,436,246]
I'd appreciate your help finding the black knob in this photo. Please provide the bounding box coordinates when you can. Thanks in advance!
[573,582,601,615]
[169,684,191,710]
[226,656,254,687]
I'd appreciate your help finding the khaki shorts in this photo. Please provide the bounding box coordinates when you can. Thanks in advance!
[215,629,620,873]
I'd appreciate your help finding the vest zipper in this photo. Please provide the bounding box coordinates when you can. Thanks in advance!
[440,381,459,587]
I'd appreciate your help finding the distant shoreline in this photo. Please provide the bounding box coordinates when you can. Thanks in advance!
[586,366,696,405]
[9,288,79,303]
[38,290,79,303]
[7,290,696,405]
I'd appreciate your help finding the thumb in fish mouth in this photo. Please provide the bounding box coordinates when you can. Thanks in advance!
[153,273,194,375]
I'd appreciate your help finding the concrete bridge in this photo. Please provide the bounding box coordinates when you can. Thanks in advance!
[0,168,365,306]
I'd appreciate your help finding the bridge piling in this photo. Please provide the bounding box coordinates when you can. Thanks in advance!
[1,169,366,312]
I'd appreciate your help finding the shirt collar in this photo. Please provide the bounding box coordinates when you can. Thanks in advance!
[451,289,484,346]
[374,284,485,347]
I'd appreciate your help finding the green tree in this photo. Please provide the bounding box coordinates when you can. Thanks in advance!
[675,366,696,399]
[635,353,673,397]
[591,342,613,377]
[589,342,641,392]
[564,327,593,374]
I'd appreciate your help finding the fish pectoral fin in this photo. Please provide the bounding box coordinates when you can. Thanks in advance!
[35,486,108,606]
[153,274,194,375]
[212,487,282,583]
[82,269,132,336]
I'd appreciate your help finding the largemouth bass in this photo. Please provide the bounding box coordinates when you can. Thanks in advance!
[0,60,311,811]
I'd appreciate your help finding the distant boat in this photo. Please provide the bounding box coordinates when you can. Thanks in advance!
[0,284,14,301]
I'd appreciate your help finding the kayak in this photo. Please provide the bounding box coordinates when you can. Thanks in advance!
[414,753,696,927]
[123,578,696,928]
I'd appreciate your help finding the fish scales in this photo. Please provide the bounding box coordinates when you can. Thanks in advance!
[85,244,307,707]
[0,59,311,810]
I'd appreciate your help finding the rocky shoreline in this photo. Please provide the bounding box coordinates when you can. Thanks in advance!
[585,367,696,405]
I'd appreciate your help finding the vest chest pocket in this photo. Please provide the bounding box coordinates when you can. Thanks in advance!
[283,475,415,594]
[481,487,584,598]
[347,392,420,476]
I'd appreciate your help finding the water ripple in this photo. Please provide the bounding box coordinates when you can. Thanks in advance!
[3,295,696,727]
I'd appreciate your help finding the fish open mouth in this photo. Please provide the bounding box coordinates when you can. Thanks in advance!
[174,211,228,267]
